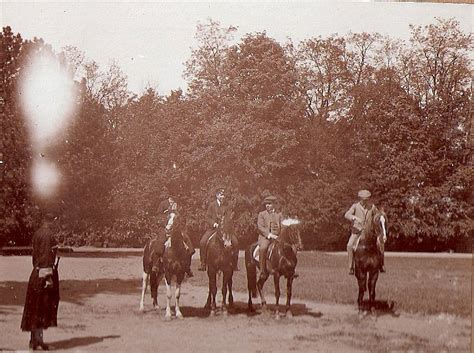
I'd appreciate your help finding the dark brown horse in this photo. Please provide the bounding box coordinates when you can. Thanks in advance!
[354,206,387,314]
[204,213,236,316]
[245,218,303,319]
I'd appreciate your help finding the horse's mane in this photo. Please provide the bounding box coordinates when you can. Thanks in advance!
[361,206,382,243]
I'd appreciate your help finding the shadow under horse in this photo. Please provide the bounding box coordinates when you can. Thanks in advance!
[204,214,237,316]
[139,212,193,320]
[245,219,303,319]
[354,206,387,314]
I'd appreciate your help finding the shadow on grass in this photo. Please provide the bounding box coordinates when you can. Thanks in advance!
[0,279,141,306]
[49,335,120,350]
[358,299,400,317]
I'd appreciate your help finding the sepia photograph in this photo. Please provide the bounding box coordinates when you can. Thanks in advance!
[0,0,472,352]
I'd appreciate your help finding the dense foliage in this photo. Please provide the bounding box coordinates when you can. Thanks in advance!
[1,18,471,251]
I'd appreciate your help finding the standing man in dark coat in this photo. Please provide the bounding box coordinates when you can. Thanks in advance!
[21,218,60,350]
[198,187,239,271]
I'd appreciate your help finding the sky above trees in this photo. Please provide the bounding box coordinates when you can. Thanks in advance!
[2,1,471,95]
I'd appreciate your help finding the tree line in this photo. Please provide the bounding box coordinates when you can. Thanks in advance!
[1,18,472,251]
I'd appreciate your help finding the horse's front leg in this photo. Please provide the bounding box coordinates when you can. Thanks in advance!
[285,276,294,318]
[139,272,149,311]
[228,274,234,307]
[221,272,228,316]
[368,271,379,316]
[257,271,269,313]
[356,272,367,315]
[274,273,281,319]
[208,269,218,316]
[175,278,183,319]
[164,276,172,321]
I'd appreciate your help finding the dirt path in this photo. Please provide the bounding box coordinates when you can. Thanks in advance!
[0,256,470,352]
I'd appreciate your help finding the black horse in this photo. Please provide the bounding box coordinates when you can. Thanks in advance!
[354,206,387,314]
[245,219,303,319]
[204,214,237,316]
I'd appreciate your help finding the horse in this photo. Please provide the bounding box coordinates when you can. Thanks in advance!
[204,213,237,316]
[245,218,303,319]
[353,206,387,314]
[139,211,193,320]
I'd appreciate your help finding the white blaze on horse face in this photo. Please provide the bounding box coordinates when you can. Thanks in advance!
[282,218,301,226]
[380,215,387,239]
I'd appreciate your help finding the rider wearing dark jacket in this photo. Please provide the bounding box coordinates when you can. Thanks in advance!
[198,187,239,271]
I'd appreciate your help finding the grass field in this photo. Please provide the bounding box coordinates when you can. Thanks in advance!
[184,251,472,317]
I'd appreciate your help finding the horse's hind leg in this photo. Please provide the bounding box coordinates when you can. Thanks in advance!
[139,272,149,311]
[150,271,160,310]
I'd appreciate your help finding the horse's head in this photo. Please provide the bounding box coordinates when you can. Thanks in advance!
[217,212,235,249]
[363,207,387,244]
[280,218,303,252]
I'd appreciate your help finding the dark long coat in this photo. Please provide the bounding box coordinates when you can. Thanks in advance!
[21,224,60,331]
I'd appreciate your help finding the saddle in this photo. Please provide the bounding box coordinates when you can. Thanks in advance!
[250,242,275,263]
[208,231,232,248]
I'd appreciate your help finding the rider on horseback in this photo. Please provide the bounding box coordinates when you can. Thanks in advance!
[345,189,386,275]
[257,196,283,276]
[156,191,195,277]
[198,187,240,272]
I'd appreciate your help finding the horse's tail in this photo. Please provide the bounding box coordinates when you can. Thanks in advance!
[245,248,257,298]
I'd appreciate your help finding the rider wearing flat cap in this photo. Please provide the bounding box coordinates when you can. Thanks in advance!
[198,187,239,271]
[257,195,283,275]
[344,189,386,274]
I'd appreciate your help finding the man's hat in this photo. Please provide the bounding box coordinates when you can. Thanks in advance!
[358,190,371,199]
[262,196,277,205]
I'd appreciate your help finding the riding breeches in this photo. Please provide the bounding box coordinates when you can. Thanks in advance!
[347,233,359,270]
[258,235,271,273]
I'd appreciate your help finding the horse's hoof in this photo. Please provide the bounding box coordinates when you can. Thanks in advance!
[285,311,293,319]
[139,306,145,312]
[165,315,172,321]
[176,313,184,320]
[222,310,228,317]
[210,310,216,317]
[275,312,280,320]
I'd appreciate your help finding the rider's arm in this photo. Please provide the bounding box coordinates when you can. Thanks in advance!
[205,203,217,228]
[344,204,358,222]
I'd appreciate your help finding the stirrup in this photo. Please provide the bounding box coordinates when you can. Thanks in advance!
[349,268,354,275]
